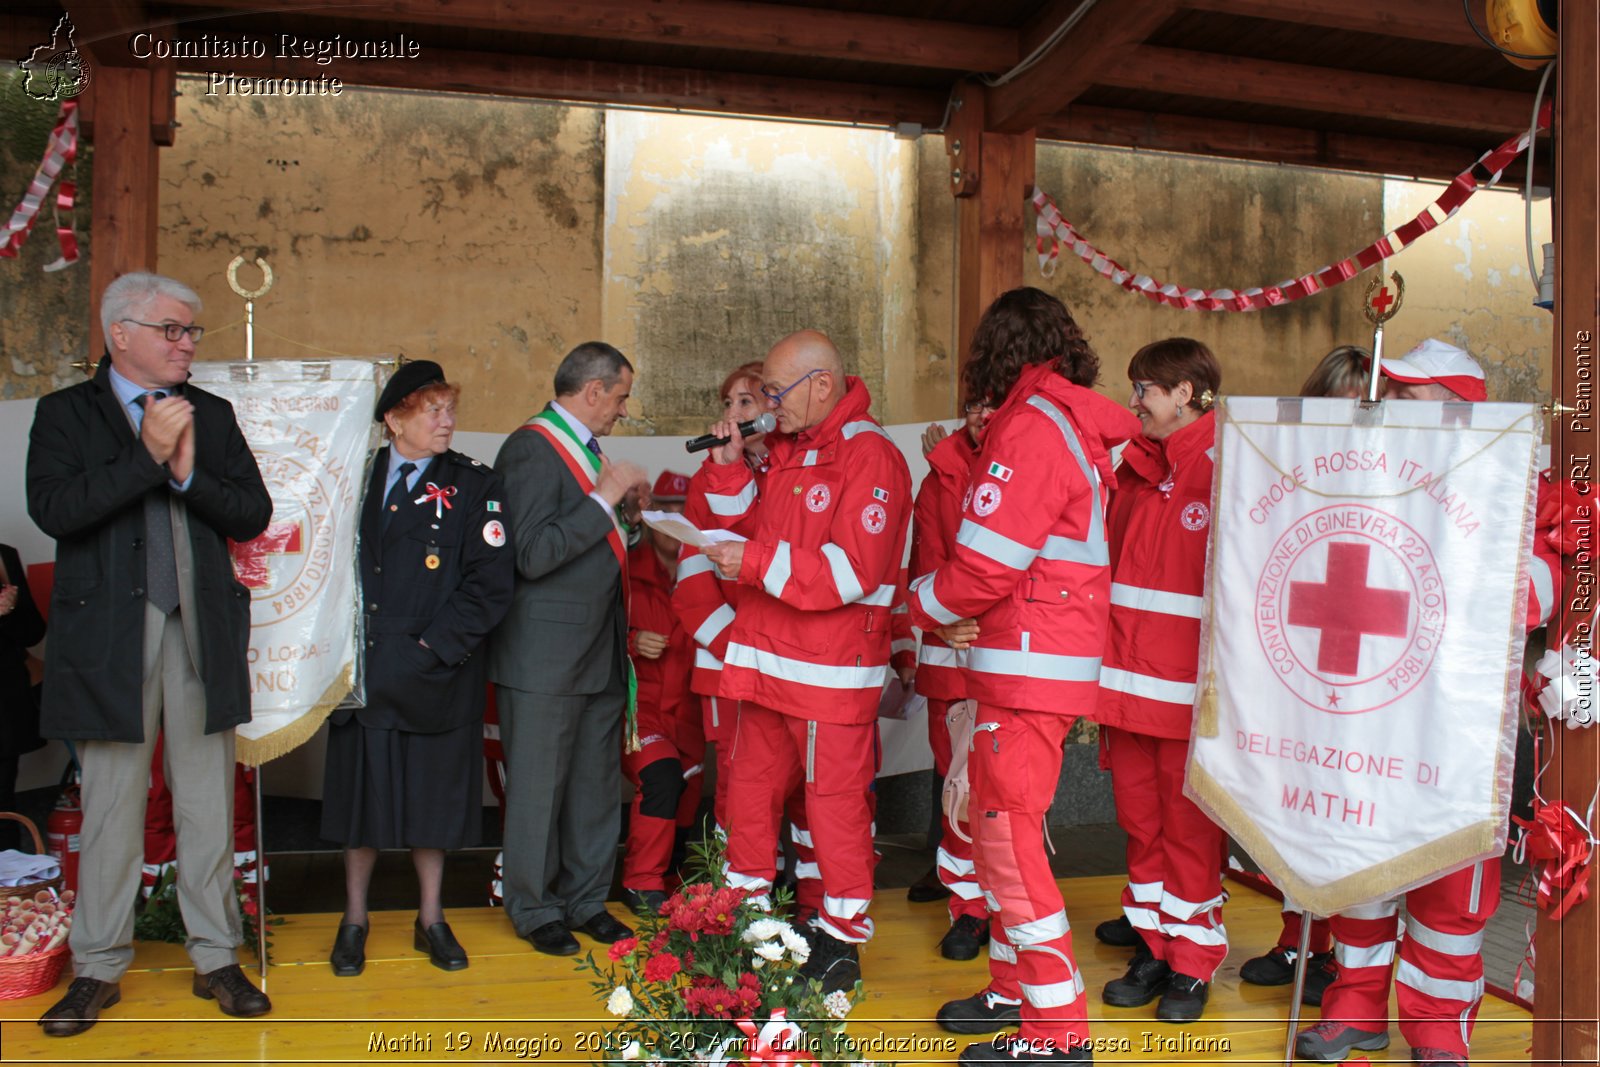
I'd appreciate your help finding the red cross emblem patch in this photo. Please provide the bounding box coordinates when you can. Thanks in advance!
[805,483,832,513]
[973,481,1003,517]
[861,502,887,534]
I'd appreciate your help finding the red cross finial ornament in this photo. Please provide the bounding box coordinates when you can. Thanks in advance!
[1362,270,1405,326]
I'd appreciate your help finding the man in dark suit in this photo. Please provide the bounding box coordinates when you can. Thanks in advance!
[26,272,274,1036]
[488,342,650,955]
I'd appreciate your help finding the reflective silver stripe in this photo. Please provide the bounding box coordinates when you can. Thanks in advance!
[1405,918,1485,957]
[763,540,793,597]
[695,648,724,671]
[861,583,896,607]
[724,643,886,689]
[725,869,771,894]
[1395,960,1484,1004]
[842,420,891,442]
[913,574,961,626]
[936,847,976,877]
[790,825,814,847]
[956,518,1038,571]
[1334,940,1397,968]
[1529,556,1556,623]
[821,542,866,603]
[1342,898,1399,921]
[694,604,736,648]
[1160,920,1228,947]
[1127,907,1161,931]
[1005,909,1070,945]
[1039,533,1108,565]
[1019,972,1085,1008]
[1111,581,1204,620]
[678,553,717,580]
[989,940,1018,964]
[705,480,757,516]
[1099,666,1197,705]
[983,890,1001,912]
[802,449,819,466]
[1468,861,1483,913]
[806,720,817,782]
[968,646,1101,682]
[1026,395,1107,546]
[1128,880,1163,903]
[793,861,820,880]
[823,893,870,919]
[919,644,960,668]
[891,638,917,656]
[1160,889,1225,921]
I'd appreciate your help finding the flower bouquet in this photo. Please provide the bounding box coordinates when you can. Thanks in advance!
[582,837,876,1065]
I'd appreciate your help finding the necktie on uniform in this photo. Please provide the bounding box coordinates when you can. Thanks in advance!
[383,461,416,531]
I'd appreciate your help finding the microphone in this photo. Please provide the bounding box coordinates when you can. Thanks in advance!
[684,412,776,453]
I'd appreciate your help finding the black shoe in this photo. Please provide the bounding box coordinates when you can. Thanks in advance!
[1301,953,1336,1006]
[958,1034,1094,1063]
[907,866,953,903]
[1240,945,1298,986]
[39,978,121,1037]
[798,926,861,994]
[526,920,581,956]
[1155,973,1208,1022]
[940,914,991,961]
[937,989,1024,1034]
[1094,914,1139,947]
[192,964,272,1018]
[1102,954,1170,1007]
[573,910,633,944]
[1294,1021,1389,1061]
[620,887,669,915]
[414,919,468,971]
[329,923,367,977]
[1410,1049,1468,1064]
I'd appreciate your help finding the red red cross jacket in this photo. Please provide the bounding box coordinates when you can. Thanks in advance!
[1094,412,1216,741]
[673,456,768,698]
[908,362,1140,714]
[699,378,912,724]
[909,428,981,702]
[628,539,698,748]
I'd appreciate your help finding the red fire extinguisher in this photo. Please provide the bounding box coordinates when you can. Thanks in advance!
[46,788,82,894]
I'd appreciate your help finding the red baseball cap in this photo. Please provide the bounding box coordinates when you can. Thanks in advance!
[652,470,690,502]
[1380,339,1487,401]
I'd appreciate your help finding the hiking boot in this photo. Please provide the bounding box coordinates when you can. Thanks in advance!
[937,989,1024,1034]
[940,913,991,961]
[1300,953,1336,1006]
[1294,1021,1389,1061]
[1154,973,1208,1022]
[798,927,861,994]
[1240,945,1300,985]
[1094,914,1139,947]
[1102,953,1170,1007]
[1410,1049,1467,1064]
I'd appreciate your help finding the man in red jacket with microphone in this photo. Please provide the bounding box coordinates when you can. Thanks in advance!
[908,288,1139,1065]
[701,330,911,993]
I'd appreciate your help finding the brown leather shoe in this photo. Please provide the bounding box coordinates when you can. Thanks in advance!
[192,964,272,1017]
[39,977,122,1037]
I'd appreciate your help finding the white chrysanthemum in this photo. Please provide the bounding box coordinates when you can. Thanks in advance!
[752,939,786,961]
[744,918,789,943]
[823,990,853,1019]
[780,926,810,963]
[606,986,634,1016]
[619,1038,642,1060]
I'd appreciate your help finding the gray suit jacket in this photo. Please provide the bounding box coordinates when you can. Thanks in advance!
[486,410,627,696]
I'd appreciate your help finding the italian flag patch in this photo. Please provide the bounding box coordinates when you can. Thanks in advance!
[873,486,889,502]
[987,461,1013,482]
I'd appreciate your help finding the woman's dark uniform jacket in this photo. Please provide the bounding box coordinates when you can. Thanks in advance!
[335,447,515,733]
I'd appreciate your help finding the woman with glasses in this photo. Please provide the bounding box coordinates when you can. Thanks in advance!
[1094,338,1225,1024]
[322,361,515,978]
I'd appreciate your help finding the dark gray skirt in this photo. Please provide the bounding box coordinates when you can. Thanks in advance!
[320,717,483,850]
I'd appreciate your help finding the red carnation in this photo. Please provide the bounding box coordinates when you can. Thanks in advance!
[643,953,683,983]
[607,937,639,961]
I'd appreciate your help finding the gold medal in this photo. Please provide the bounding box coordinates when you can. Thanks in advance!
[425,553,441,570]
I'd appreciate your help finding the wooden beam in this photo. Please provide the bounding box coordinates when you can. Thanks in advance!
[1040,104,1547,184]
[1179,0,1483,48]
[987,0,1178,133]
[1098,45,1535,135]
[64,0,153,68]
[157,0,1016,73]
[85,64,162,355]
[1539,1,1600,1061]
[176,49,947,128]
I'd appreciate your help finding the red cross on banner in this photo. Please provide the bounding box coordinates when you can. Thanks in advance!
[230,521,304,590]
[1286,541,1410,676]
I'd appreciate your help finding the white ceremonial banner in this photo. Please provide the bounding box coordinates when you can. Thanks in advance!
[188,360,378,766]
[1188,396,1541,916]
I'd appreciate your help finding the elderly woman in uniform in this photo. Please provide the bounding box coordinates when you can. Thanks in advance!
[324,361,515,976]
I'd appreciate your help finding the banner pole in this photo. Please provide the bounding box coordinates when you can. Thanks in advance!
[254,765,267,982]
[1283,914,1316,1066]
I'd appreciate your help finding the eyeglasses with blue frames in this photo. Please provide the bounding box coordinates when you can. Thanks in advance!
[1131,380,1160,400]
[760,368,824,404]
[121,319,205,343]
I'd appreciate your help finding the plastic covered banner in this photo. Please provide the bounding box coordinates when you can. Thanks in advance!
[189,360,378,766]
[1188,396,1541,916]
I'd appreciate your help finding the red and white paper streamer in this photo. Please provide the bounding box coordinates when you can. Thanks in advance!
[1032,100,1551,312]
[1,99,81,272]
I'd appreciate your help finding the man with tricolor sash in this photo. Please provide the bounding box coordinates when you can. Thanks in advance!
[487,342,650,959]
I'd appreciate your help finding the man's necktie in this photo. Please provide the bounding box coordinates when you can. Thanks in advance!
[586,437,602,458]
[383,462,416,531]
[137,391,180,614]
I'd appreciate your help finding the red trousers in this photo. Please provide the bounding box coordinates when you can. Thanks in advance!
[701,696,735,827]
[1323,859,1499,1057]
[1104,726,1228,980]
[725,704,876,943]
[928,698,985,923]
[971,706,1089,1045]
[621,736,704,892]
[1277,907,1331,953]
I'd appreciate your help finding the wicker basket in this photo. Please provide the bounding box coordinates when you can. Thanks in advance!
[0,812,70,1000]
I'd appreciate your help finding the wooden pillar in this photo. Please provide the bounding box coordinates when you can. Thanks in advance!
[946,85,1036,404]
[1537,2,1599,1063]
[84,64,163,356]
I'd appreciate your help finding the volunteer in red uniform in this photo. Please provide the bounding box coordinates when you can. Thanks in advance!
[910,399,991,960]
[700,330,911,994]
[620,471,704,914]
[909,287,1139,1065]
[1095,338,1226,1024]
[1297,339,1559,1066]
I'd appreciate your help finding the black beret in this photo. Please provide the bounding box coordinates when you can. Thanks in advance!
[375,360,446,421]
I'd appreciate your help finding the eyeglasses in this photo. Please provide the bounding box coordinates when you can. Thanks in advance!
[1131,380,1160,400]
[122,319,205,343]
[760,368,824,404]
[963,400,995,415]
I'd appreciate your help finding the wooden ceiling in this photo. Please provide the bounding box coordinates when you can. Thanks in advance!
[7,0,1548,182]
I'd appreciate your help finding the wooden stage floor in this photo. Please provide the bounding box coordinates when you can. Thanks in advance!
[0,873,1531,1065]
